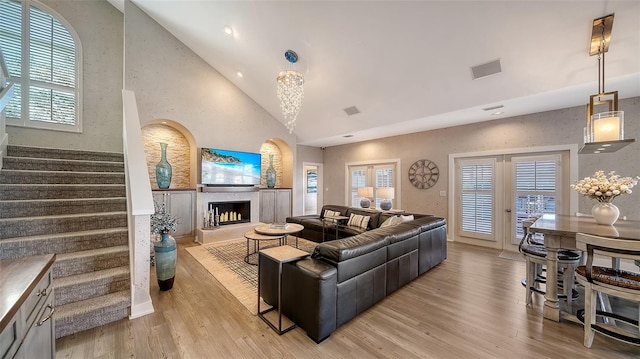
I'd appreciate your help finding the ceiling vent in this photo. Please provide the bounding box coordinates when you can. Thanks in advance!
[471,59,502,80]
[344,106,360,116]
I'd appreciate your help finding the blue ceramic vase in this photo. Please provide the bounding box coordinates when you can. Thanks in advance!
[154,232,177,290]
[156,142,172,189]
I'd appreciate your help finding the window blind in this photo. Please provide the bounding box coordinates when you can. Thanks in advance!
[0,0,79,129]
[461,162,493,235]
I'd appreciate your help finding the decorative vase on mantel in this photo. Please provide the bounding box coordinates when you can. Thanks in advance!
[266,154,276,188]
[591,202,620,226]
[156,142,172,189]
[154,232,177,290]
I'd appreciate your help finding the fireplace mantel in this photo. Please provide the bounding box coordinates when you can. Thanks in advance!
[201,186,259,193]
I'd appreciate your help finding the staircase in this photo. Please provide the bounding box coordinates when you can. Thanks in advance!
[0,145,131,338]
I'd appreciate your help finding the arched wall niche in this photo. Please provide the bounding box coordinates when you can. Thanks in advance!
[141,120,197,189]
[260,138,293,188]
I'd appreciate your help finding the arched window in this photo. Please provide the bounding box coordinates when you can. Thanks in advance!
[0,0,82,132]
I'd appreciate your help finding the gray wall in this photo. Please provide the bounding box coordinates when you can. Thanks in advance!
[322,97,640,221]
[7,0,123,152]
[123,1,313,213]
[123,1,295,154]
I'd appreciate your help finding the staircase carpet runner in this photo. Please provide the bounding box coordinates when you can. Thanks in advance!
[0,197,126,218]
[0,145,131,338]
[0,169,125,184]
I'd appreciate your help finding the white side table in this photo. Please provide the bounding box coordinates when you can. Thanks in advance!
[257,246,309,335]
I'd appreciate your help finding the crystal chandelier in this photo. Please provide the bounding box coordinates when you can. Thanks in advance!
[276,50,304,134]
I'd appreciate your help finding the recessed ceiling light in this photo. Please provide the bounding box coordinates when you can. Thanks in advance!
[491,111,504,116]
[161,121,167,124]
[223,25,233,35]
[236,71,244,78]
[343,135,354,138]
[594,151,601,154]
[602,144,612,147]
[597,148,606,151]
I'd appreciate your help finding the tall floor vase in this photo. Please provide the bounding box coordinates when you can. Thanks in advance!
[154,232,177,290]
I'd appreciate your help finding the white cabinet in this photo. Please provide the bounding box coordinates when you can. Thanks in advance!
[153,190,196,238]
[259,189,292,224]
[17,291,54,359]
[0,255,55,359]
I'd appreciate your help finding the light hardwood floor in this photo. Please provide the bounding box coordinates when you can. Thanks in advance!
[56,240,640,358]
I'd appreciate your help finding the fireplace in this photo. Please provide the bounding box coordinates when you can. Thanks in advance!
[208,201,250,225]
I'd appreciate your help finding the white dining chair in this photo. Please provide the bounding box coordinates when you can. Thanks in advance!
[575,233,640,348]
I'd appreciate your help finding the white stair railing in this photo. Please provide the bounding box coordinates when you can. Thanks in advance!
[122,89,155,318]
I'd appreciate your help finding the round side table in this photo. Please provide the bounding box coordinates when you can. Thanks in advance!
[244,230,284,265]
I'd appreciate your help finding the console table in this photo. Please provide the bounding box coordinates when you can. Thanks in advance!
[529,214,640,322]
[322,215,349,242]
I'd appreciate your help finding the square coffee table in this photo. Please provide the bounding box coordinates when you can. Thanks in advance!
[257,246,309,335]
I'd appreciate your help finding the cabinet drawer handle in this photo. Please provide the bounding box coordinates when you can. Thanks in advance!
[37,288,47,297]
[37,305,55,326]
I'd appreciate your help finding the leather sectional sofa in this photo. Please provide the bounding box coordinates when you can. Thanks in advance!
[260,205,447,343]
[286,204,406,243]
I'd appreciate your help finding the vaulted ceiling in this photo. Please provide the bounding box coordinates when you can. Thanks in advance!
[112,1,640,147]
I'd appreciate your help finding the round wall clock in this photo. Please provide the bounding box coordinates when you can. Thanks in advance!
[408,159,439,189]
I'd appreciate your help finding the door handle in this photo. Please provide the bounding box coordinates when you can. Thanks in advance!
[505,209,511,212]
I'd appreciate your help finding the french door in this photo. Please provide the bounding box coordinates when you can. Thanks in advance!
[347,162,397,208]
[455,151,566,250]
[509,155,561,246]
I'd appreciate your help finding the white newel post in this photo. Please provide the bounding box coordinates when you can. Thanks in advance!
[123,90,155,318]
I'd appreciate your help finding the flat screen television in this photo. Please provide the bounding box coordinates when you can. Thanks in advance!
[201,148,261,186]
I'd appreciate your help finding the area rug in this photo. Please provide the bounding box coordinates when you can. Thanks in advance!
[186,237,318,315]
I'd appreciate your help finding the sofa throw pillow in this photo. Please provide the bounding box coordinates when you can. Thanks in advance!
[400,214,415,222]
[380,215,403,228]
[347,213,370,230]
[324,209,341,223]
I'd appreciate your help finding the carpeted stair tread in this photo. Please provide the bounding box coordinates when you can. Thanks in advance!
[55,245,129,262]
[54,266,130,306]
[0,197,126,218]
[0,227,128,259]
[0,210,126,222]
[7,145,124,162]
[54,290,130,339]
[0,211,127,239]
[0,169,125,184]
[53,245,130,278]
[2,156,124,172]
[0,226,129,243]
[0,183,125,200]
[54,265,130,288]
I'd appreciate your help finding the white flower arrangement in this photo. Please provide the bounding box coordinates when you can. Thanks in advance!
[150,201,179,234]
[570,170,639,203]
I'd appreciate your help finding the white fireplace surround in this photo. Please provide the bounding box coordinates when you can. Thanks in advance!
[196,188,260,229]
